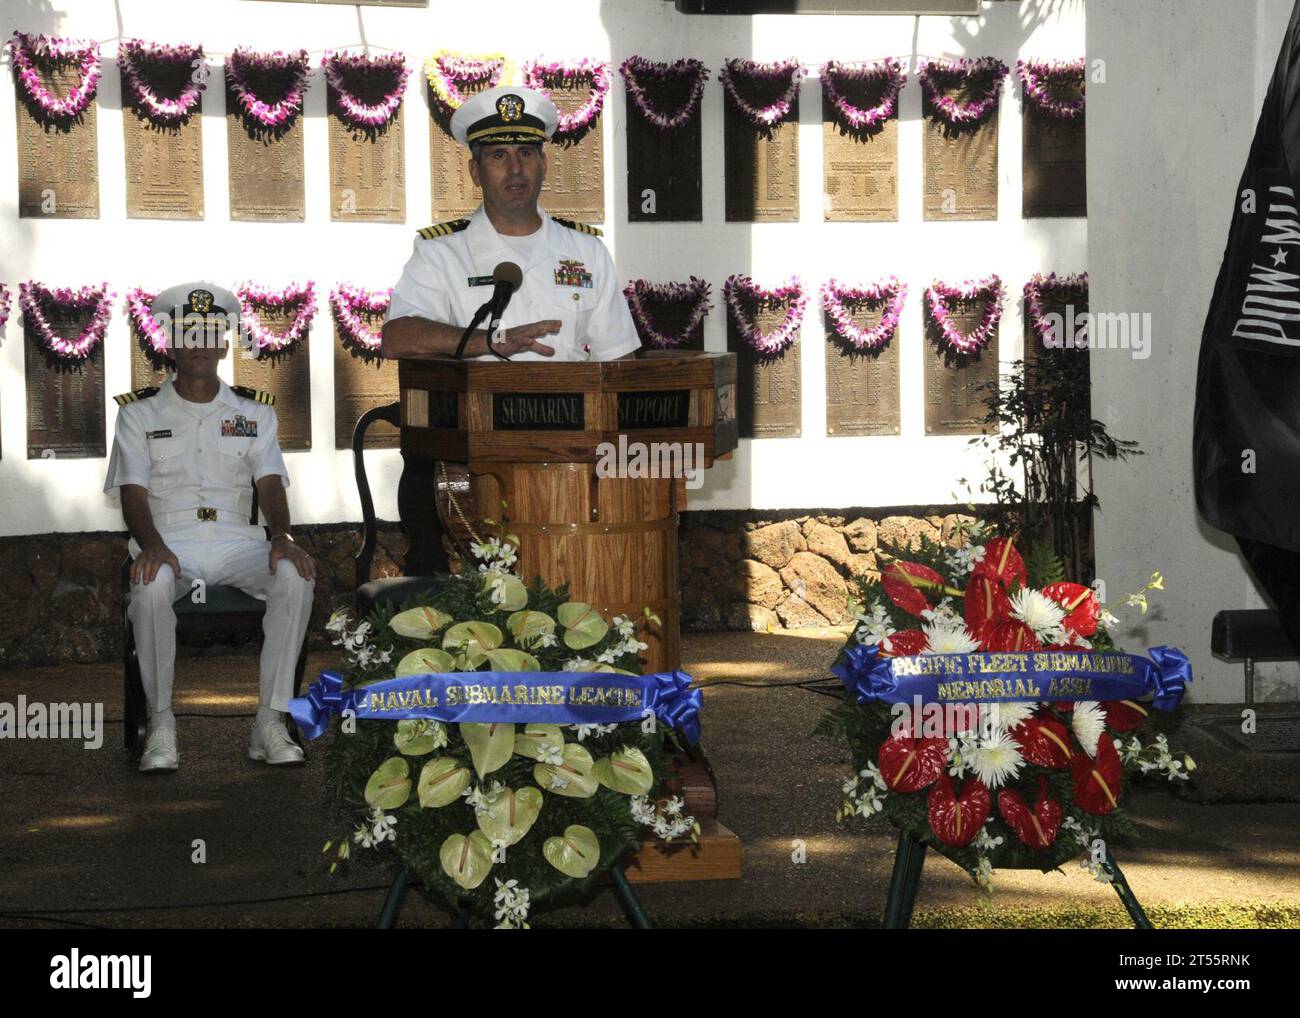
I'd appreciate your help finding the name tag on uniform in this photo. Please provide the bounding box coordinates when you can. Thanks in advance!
[467,275,494,287]
[146,430,173,439]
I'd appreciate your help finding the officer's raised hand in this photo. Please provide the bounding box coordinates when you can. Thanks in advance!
[131,540,182,585]
[494,319,561,357]
[269,534,316,581]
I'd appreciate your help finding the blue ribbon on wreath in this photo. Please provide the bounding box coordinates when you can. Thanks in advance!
[290,668,702,745]
[831,643,1191,710]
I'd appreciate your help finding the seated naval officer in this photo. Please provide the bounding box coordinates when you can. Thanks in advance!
[381,85,641,361]
[104,283,316,773]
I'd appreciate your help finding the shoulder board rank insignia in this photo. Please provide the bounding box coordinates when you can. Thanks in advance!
[551,217,603,237]
[417,219,470,240]
[232,385,275,406]
[113,387,159,406]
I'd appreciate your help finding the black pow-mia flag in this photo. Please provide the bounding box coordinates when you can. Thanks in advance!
[1194,0,1300,644]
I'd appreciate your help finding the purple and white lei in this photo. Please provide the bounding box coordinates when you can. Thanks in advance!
[926,276,1005,355]
[623,278,712,349]
[124,287,172,359]
[917,57,1008,126]
[1024,272,1088,346]
[619,57,709,131]
[7,32,101,121]
[424,52,510,117]
[322,50,410,128]
[820,59,905,132]
[523,58,612,136]
[1016,59,1086,120]
[719,58,804,127]
[0,284,11,332]
[331,283,391,353]
[119,39,206,123]
[20,282,114,361]
[821,278,907,351]
[226,47,311,129]
[724,275,807,356]
[235,281,317,352]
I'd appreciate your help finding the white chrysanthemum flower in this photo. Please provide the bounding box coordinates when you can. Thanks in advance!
[987,701,1036,733]
[1071,701,1106,758]
[967,730,1024,789]
[1008,587,1067,641]
[921,620,981,654]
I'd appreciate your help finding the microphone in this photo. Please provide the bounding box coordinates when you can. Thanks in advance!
[484,261,523,346]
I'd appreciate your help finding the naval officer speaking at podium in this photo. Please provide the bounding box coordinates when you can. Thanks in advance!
[380,85,641,362]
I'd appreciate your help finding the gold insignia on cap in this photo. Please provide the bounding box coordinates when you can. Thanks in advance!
[189,289,213,312]
[497,93,524,123]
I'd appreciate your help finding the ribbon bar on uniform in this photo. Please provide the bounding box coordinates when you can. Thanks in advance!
[289,668,702,745]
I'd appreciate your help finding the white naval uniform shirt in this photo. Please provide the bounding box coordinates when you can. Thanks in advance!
[103,379,290,541]
[384,205,642,361]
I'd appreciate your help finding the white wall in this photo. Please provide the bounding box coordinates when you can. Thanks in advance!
[1089,0,1300,703]
[0,0,1085,536]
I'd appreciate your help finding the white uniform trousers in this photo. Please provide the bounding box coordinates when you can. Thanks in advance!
[127,524,315,715]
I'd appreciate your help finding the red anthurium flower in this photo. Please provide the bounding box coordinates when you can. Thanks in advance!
[877,734,948,793]
[983,619,1042,652]
[973,537,1028,590]
[997,787,1062,849]
[881,561,947,617]
[1009,715,1074,767]
[927,774,991,847]
[964,571,1010,643]
[1102,700,1149,732]
[877,629,928,657]
[1042,582,1100,637]
[1071,732,1123,815]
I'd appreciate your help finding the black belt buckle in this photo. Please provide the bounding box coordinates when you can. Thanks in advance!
[197,508,218,522]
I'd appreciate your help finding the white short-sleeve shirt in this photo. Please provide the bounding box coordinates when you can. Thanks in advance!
[104,379,289,532]
[384,206,642,362]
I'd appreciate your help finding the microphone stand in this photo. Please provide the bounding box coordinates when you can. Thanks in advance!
[452,300,510,361]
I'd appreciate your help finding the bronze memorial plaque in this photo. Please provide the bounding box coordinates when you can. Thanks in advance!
[1024,282,1089,415]
[428,72,496,222]
[724,99,799,223]
[122,65,205,220]
[822,87,898,222]
[924,88,998,222]
[15,63,99,219]
[825,304,901,436]
[334,329,399,449]
[233,309,313,449]
[729,302,802,439]
[25,322,106,460]
[626,76,704,222]
[1023,103,1086,219]
[227,77,306,222]
[924,303,998,436]
[128,329,174,392]
[539,73,605,223]
[328,100,406,223]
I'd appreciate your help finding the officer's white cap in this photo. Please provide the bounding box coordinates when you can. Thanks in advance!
[450,85,557,147]
[150,282,241,332]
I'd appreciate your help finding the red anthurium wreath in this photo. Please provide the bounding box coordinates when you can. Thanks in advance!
[322,50,410,129]
[119,39,206,123]
[917,56,1008,126]
[235,281,317,353]
[522,58,612,137]
[331,283,391,354]
[821,525,1195,890]
[820,58,905,132]
[821,278,907,352]
[226,47,311,129]
[619,57,709,131]
[724,275,807,356]
[6,31,101,121]
[926,276,1004,355]
[20,282,114,361]
[424,51,511,118]
[623,278,712,349]
[1016,58,1086,120]
[719,57,804,127]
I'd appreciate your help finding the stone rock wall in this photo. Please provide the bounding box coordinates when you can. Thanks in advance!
[679,509,982,632]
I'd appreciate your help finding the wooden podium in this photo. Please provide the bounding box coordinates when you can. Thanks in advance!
[396,351,738,673]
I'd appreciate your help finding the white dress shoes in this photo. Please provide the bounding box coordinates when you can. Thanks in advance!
[139,726,179,772]
[250,718,306,765]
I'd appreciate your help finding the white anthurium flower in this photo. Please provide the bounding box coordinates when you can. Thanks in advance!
[967,730,1024,789]
[1008,587,1068,642]
[1070,701,1107,758]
